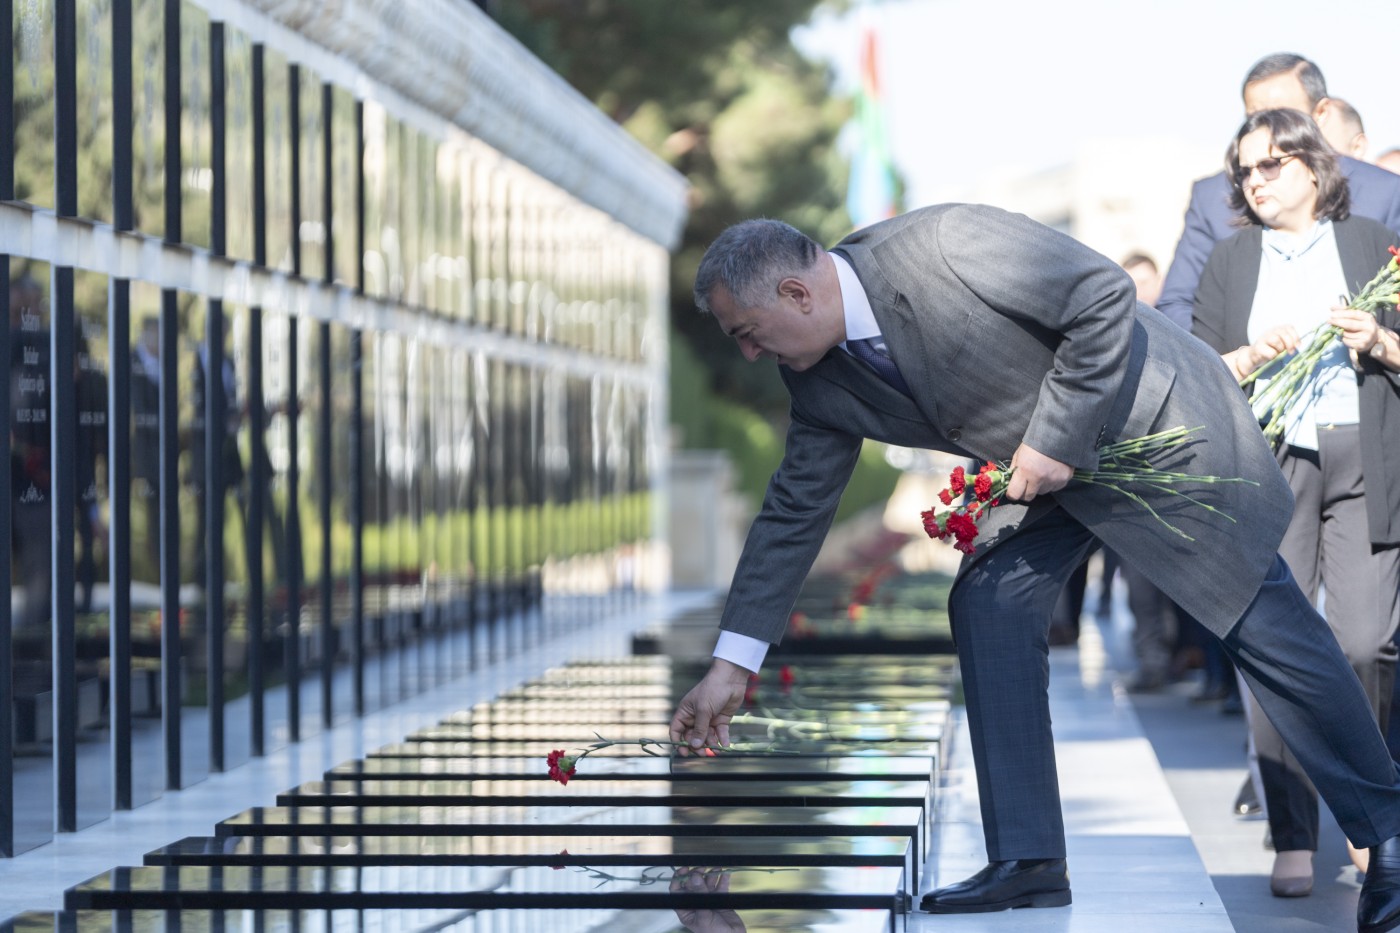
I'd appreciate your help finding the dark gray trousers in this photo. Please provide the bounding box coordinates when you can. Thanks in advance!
[949,504,1400,860]
[1247,426,1400,851]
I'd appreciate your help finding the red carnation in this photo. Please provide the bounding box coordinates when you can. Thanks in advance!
[546,749,577,784]
[973,471,993,501]
[938,488,954,506]
[948,466,966,495]
[779,665,795,688]
[945,511,979,548]
[921,509,948,539]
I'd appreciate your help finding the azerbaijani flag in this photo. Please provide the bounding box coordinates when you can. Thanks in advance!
[845,27,898,228]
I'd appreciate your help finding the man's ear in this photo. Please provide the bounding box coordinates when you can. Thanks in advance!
[777,276,812,312]
[1312,96,1333,126]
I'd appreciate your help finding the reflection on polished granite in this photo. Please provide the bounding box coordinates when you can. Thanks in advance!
[217,804,925,844]
[275,778,931,811]
[330,753,936,781]
[372,738,942,759]
[409,720,945,744]
[5,907,895,933]
[213,801,927,887]
[145,832,913,870]
[632,610,955,658]
[66,863,907,913]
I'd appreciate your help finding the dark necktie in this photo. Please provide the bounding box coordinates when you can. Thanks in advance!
[848,337,912,396]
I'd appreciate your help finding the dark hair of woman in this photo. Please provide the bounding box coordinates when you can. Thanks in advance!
[1225,107,1350,227]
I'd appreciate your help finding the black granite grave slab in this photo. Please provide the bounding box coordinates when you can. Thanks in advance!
[272,778,933,828]
[368,737,941,759]
[65,863,907,917]
[145,832,912,871]
[500,682,674,700]
[6,907,895,933]
[525,655,957,686]
[213,804,927,863]
[632,613,955,658]
[407,718,944,744]
[443,700,949,729]
[514,662,959,709]
[445,698,678,722]
[671,660,959,688]
[328,753,936,782]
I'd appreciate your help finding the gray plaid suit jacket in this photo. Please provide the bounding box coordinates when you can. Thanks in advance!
[719,204,1293,643]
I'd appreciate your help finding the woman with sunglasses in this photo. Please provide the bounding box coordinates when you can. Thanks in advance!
[1194,107,1400,901]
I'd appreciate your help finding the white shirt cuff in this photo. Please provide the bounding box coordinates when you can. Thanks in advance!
[713,631,769,673]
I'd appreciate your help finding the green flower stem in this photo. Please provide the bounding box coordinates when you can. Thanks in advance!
[1067,424,1258,540]
[1071,478,1197,540]
[1236,258,1400,445]
[924,425,1258,551]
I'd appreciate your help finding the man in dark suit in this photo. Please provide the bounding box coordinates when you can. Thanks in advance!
[667,206,1400,932]
[1156,53,1400,330]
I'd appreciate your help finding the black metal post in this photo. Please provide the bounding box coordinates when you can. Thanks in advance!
[247,42,266,757]
[53,0,79,833]
[350,98,364,716]
[206,20,227,773]
[319,81,333,727]
[109,0,134,812]
[160,0,183,792]
[285,64,301,740]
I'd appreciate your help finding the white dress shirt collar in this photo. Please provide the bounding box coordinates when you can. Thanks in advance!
[832,252,880,345]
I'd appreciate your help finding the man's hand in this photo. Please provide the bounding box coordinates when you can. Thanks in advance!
[1005,443,1073,501]
[672,868,747,932]
[669,658,751,755]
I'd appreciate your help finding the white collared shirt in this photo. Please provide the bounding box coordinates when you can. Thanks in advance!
[834,252,880,348]
[1247,220,1356,450]
[713,251,875,674]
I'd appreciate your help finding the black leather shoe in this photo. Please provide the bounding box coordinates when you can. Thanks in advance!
[1359,836,1400,933]
[920,858,1071,913]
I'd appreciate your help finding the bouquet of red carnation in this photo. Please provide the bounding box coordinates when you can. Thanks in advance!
[922,462,1007,554]
[921,426,1256,555]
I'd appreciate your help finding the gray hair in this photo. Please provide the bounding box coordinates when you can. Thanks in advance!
[693,219,822,315]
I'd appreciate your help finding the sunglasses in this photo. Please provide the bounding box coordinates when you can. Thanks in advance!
[1234,155,1298,186]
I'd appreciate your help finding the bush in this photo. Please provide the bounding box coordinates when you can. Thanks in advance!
[669,333,899,523]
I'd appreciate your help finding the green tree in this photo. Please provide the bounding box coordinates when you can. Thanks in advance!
[493,0,854,419]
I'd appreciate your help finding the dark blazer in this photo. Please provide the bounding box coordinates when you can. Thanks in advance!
[1158,158,1400,330]
[1192,216,1400,545]
[720,204,1293,645]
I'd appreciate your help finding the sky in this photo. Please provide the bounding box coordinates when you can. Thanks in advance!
[795,0,1400,208]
